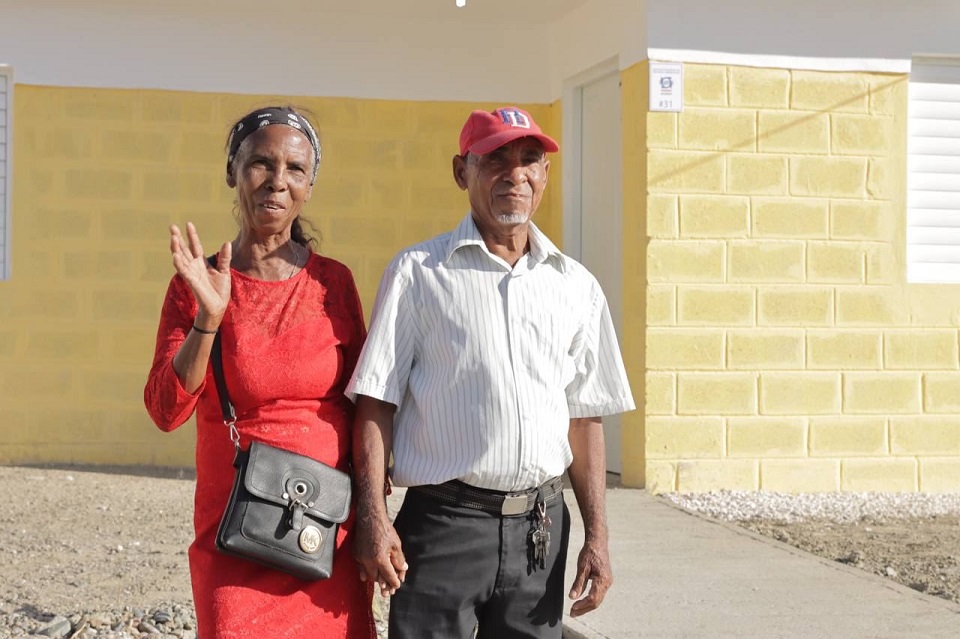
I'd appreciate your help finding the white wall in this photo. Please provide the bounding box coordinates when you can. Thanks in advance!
[5,1,960,104]
[648,0,960,61]
[0,0,565,102]
[547,0,647,97]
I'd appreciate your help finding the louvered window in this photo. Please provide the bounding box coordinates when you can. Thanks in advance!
[0,66,9,281]
[907,57,960,283]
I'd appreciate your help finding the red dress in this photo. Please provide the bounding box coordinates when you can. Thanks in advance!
[144,253,375,639]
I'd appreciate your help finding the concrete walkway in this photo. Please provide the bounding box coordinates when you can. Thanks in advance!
[562,488,960,639]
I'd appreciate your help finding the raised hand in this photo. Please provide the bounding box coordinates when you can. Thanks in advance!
[170,222,232,329]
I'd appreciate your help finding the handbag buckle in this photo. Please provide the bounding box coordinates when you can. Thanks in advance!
[226,419,240,450]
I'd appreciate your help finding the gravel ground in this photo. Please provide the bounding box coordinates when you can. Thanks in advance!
[5,465,960,637]
[664,490,960,605]
[0,466,392,639]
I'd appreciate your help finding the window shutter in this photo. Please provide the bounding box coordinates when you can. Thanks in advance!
[908,58,960,283]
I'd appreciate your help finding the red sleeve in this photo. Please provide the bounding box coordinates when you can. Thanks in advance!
[143,275,207,432]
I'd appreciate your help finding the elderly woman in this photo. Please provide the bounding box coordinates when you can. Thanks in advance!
[144,107,374,639]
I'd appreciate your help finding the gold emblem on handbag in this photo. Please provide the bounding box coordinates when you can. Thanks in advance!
[209,330,351,581]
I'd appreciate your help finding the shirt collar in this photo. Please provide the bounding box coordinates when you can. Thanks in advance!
[444,213,566,273]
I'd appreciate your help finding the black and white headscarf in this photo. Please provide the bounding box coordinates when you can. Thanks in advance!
[226,107,322,184]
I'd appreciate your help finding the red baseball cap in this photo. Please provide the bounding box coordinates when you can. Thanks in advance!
[459,106,560,156]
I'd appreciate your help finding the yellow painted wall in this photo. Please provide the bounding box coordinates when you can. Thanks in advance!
[645,62,960,494]
[621,62,648,488]
[0,86,560,468]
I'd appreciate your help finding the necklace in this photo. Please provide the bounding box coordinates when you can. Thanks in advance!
[284,241,303,280]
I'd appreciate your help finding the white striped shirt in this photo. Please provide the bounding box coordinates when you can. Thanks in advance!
[347,214,635,491]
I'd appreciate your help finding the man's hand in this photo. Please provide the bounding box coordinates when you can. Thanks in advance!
[566,415,612,617]
[568,537,613,617]
[352,395,405,597]
[354,510,407,596]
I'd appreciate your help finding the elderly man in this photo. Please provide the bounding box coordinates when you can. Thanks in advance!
[347,106,634,639]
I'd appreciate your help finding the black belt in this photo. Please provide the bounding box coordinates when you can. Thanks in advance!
[410,476,564,516]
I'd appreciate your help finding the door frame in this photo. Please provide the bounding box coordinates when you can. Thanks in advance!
[561,56,620,261]
[561,57,624,474]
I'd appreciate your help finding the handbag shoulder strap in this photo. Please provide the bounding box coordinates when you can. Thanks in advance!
[203,253,238,438]
[210,332,236,426]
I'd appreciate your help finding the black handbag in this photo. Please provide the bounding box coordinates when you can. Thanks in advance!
[210,331,351,581]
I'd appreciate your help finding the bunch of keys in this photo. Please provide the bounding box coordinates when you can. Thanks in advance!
[530,499,552,569]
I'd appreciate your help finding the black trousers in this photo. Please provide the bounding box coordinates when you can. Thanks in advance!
[388,488,570,639]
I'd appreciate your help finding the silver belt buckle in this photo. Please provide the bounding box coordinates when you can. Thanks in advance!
[501,493,528,516]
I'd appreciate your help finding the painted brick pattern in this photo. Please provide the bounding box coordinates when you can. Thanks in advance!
[645,64,960,494]
[0,86,560,467]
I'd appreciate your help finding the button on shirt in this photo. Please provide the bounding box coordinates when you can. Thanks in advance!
[347,214,635,492]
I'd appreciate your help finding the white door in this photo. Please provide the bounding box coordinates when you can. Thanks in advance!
[578,72,623,474]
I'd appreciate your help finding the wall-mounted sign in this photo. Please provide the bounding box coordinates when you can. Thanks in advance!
[650,62,683,112]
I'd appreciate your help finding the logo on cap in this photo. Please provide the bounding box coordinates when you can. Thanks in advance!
[498,108,531,129]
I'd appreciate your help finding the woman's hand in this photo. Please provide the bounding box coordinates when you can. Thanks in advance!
[170,222,232,330]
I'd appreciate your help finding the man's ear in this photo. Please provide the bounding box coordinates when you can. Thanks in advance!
[452,154,469,191]
[225,169,237,188]
[304,183,313,202]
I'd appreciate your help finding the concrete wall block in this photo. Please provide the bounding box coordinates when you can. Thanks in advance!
[758,112,829,154]
[677,286,755,326]
[760,372,841,415]
[890,416,960,455]
[806,330,882,369]
[924,373,960,413]
[806,242,865,283]
[647,285,676,326]
[726,330,805,369]
[645,461,678,494]
[809,417,887,456]
[679,109,757,151]
[919,458,960,493]
[648,240,725,282]
[24,331,101,360]
[646,328,725,370]
[843,372,922,414]
[646,372,676,415]
[683,64,728,107]
[677,459,759,492]
[831,114,893,156]
[835,288,909,326]
[830,201,891,241]
[727,155,788,195]
[678,195,749,238]
[790,157,867,198]
[649,150,725,193]
[729,67,790,108]
[841,459,917,492]
[884,330,959,370]
[864,245,896,284]
[791,71,869,113]
[761,459,841,492]
[869,75,907,116]
[648,112,678,149]
[677,372,758,415]
[727,417,806,457]
[728,240,805,282]
[648,195,679,238]
[866,158,894,200]
[64,169,133,200]
[752,198,828,238]
[646,416,724,459]
[757,287,834,326]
